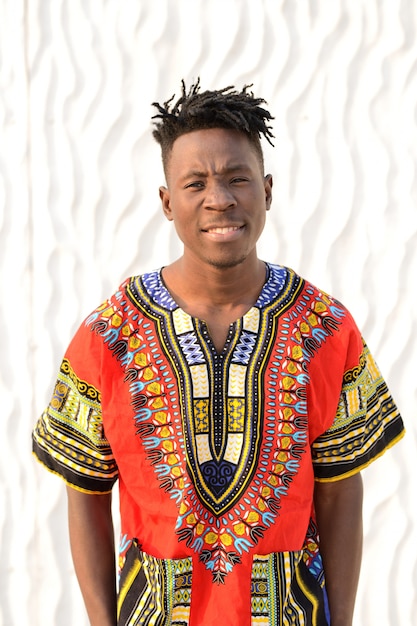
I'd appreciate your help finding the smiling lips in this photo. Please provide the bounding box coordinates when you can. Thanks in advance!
[204,225,243,234]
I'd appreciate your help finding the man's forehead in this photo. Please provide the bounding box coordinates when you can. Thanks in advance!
[172,127,249,147]
[169,128,259,164]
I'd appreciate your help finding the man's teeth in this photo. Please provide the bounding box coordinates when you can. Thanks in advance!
[209,227,240,233]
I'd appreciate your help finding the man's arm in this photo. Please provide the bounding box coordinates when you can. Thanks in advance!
[314,472,363,626]
[66,486,117,626]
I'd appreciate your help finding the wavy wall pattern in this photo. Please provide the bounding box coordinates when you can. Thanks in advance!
[1,1,416,624]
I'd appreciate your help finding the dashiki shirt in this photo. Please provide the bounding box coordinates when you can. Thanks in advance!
[32,263,404,626]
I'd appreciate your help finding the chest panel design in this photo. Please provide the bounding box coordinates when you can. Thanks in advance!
[90,265,344,583]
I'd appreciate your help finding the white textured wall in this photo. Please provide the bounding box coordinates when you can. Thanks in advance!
[1,1,416,624]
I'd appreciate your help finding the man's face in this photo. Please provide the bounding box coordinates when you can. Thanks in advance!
[159,128,272,271]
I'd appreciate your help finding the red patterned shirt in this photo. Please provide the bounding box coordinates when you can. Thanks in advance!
[33,264,404,625]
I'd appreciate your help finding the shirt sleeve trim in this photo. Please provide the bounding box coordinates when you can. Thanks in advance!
[32,446,117,494]
[314,428,405,483]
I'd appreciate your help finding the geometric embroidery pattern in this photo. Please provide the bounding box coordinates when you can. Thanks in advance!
[227,398,245,431]
[194,399,209,432]
[117,541,192,625]
[32,358,117,491]
[251,522,330,626]
[251,556,270,624]
[250,553,317,626]
[311,341,403,481]
[232,329,257,364]
[178,332,206,365]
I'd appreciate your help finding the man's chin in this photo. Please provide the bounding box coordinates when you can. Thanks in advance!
[206,255,247,270]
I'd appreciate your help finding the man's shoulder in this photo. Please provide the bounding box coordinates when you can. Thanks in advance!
[266,263,356,330]
[107,268,163,304]
[82,268,163,327]
[270,264,348,305]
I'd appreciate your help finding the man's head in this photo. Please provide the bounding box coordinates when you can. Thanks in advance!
[152,78,274,176]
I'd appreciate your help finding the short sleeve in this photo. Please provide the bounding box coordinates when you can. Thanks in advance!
[312,341,404,482]
[32,346,119,494]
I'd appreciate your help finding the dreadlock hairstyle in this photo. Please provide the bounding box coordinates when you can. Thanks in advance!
[151,78,274,174]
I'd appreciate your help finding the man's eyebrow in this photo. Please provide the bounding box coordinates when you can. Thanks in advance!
[181,170,207,180]
[181,165,251,180]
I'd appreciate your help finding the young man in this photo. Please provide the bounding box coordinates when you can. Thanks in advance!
[32,80,404,626]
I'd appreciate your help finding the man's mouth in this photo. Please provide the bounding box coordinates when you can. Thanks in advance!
[204,226,242,234]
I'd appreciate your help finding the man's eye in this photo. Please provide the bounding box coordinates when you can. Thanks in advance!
[185,182,204,189]
[231,177,248,184]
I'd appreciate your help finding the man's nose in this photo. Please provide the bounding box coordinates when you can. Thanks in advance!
[204,182,237,210]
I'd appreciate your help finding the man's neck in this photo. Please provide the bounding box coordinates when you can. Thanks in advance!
[161,256,267,353]
[161,256,267,313]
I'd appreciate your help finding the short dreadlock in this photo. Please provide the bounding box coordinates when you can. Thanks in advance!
[152,78,274,174]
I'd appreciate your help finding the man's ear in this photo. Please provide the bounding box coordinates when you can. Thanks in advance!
[159,186,173,221]
[264,174,273,211]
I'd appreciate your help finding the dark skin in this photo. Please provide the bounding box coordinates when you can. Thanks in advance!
[67,128,363,625]
[67,488,117,626]
[314,474,363,626]
[159,128,272,352]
